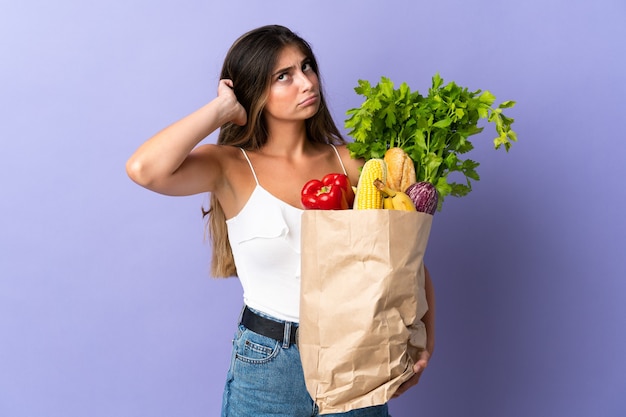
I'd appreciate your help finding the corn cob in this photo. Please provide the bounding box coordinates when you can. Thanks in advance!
[354,158,387,209]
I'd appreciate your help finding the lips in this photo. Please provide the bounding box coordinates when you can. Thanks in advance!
[299,94,319,107]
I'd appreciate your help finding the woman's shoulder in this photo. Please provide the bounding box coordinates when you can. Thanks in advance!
[331,143,363,185]
[333,143,364,167]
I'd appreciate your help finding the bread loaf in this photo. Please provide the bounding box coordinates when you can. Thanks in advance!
[384,147,416,192]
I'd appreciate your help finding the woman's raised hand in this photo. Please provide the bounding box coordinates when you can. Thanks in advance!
[218,79,247,126]
[127,79,248,193]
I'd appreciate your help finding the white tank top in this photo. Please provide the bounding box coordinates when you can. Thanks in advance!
[225,145,347,322]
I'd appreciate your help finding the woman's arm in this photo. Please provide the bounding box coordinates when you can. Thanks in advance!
[126,79,246,196]
[422,265,436,357]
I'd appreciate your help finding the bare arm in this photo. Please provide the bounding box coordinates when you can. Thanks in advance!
[422,266,436,356]
[126,79,246,196]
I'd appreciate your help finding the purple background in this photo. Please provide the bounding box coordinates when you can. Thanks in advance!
[1,1,625,416]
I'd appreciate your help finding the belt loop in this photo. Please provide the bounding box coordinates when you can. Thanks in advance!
[283,321,291,348]
[238,305,247,324]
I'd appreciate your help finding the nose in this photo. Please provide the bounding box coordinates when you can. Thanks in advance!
[296,70,315,91]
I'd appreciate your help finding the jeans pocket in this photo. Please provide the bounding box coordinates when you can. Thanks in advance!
[223,328,313,417]
[234,327,280,364]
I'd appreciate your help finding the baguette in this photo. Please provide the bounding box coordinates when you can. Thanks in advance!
[384,147,416,192]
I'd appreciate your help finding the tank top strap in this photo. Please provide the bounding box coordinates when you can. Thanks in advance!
[240,145,345,184]
[329,144,348,176]
[239,148,260,186]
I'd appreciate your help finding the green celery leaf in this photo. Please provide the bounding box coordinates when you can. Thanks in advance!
[479,90,496,105]
[432,73,443,90]
[461,159,480,181]
[498,100,516,109]
[450,183,472,197]
[432,118,452,128]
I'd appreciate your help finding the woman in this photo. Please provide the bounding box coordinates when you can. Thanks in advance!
[126,24,434,417]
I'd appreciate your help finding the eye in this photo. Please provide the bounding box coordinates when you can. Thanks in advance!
[302,62,313,72]
[276,72,290,82]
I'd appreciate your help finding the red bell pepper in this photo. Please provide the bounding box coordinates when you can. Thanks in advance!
[300,173,353,210]
[321,173,355,208]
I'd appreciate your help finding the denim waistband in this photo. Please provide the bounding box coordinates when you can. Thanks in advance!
[239,305,298,348]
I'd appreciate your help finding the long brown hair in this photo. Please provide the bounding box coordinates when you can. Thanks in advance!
[205,25,345,278]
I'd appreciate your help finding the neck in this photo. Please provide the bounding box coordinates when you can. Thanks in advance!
[262,121,310,157]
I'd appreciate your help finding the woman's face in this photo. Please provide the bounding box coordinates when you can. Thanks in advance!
[263,44,320,125]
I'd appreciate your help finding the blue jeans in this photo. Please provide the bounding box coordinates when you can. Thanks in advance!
[221,309,389,417]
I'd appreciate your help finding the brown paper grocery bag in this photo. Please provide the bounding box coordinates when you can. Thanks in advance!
[299,209,433,414]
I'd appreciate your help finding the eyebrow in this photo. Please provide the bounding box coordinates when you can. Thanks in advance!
[272,65,294,77]
[272,58,311,77]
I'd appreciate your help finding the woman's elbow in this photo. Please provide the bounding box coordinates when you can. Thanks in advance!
[126,156,153,187]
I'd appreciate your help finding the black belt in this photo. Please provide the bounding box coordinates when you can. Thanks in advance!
[240,306,298,347]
